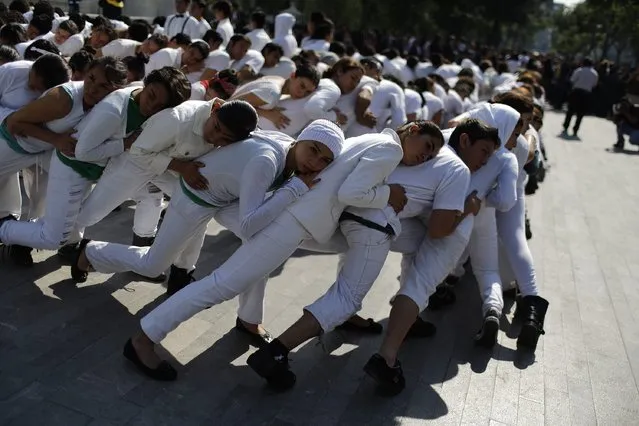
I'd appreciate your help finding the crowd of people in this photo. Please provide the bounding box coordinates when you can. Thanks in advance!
[1,0,552,396]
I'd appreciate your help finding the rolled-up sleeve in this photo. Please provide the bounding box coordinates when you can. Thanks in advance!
[338,142,403,209]
[128,109,180,175]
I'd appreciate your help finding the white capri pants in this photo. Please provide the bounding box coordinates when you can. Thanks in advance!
[396,216,473,312]
[0,154,91,249]
[76,153,177,239]
[141,210,311,343]
[496,192,538,296]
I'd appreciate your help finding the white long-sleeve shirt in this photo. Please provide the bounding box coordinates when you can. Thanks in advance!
[231,76,285,110]
[164,13,202,39]
[246,28,271,52]
[0,60,41,122]
[230,50,265,75]
[571,66,598,92]
[128,100,220,176]
[303,78,341,123]
[368,79,406,132]
[215,18,234,47]
[101,39,141,59]
[184,130,309,240]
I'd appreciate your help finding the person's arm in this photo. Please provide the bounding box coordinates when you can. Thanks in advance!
[338,142,403,209]
[304,83,340,122]
[237,154,309,240]
[484,153,518,212]
[525,133,537,163]
[354,87,373,125]
[73,107,127,162]
[127,109,181,175]
[427,167,471,238]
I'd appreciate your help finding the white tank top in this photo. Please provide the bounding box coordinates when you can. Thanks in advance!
[18,81,87,153]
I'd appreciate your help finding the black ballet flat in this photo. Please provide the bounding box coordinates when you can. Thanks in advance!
[336,317,383,335]
[123,339,177,381]
[235,317,273,347]
[70,239,92,283]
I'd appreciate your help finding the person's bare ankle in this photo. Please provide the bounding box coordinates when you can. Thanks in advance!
[239,319,262,335]
[379,351,396,368]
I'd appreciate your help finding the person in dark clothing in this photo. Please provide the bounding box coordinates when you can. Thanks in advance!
[99,0,123,20]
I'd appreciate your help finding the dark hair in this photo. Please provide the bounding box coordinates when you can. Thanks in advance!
[28,13,53,36]
[123,52,149,81]
[229,33,250,47]
[251,10,266,28]
[1,9,27,24]
[68,49,94,74]
[412,77,435,94]
[479,59,492,72]
[492,91,534,115]
[143,66,192,108]
[398,120,444,145]
[383,74,404,90]
[127,21,150,42]
[58,19,78,35]
[406,56,419,70]
[68,12,85,31]
[192,0,207,8]
[119,15,132,25]
[454,76,475,95]
[324,57,363,79]
[91,15,113,29]
[209,68,239,99]
[53,7,65,17]
[382,48,399,60]
[217,100,258,139]
[309,11,325,23]
[293,61,320,87]
[9,0,29,13]
[261,42,283,57]
[430,53,443,68]
[310,19,334,40]
[329,41,345,57]
[152,16,166,27]
[24,39,59,60]
[0,22,27,45]
[203,29,223,47]
[583,57,593,67]
[458,68,474,78]
[189,40,210,60]
[171,32,192,46]
[33,1,54,18]
[31,54,71,89]
[89,56,127,87]
[449,118,500,151]
[212,0,232,17]
[360,56,382,72]
[148,33,169,49]
[0,45,20,63]
[496,61,509,74]
[429,73,449,92]
[93,25,117,43]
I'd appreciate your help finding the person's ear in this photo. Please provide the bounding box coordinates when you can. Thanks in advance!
[460,133,470,149]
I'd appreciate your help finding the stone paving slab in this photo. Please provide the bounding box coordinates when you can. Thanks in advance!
[1,111,639,425]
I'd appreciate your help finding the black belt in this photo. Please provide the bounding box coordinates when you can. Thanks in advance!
[339,211,395,236]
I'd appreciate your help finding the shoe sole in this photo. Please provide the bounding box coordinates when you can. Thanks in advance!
[475,317,499,348]
[517,322,540,351]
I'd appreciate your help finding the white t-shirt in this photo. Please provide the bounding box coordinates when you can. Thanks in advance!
[260,57,296,78]
[215,18,234,47]
[230,50,265,74]
[335,75,378,133]
[145,47,181,76]
[0,60,40,122]
[301,38,330,53]
[102,39,141,59]
[204,49,231,72]
[164,13,201,40]
[423,91,444,121]
[368,79,406,132]
[404,88,424,118]
[231,76,285,110]
[435,64,462,79]
[246,28,271,53]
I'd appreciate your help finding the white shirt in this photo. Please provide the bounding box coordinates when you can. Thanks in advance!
[301,38,330,53]
[128,100,219,176]
[102,39,141,59]
[260,57,296,78]
[404,88,424,118]
[145,48,181,76]
[368,79,406,132]
[0,60,40,122]
[189,81,207,101]
[335,75,378,133]
[204,48,231,72]
[272,13,298,58]
[423,91,444,121]
[571,66,599,92]
[58,33,85,57]
[164,13,201,40]
[231,76,285,109]
[435,64,462,79]
[194,18,211,39]
[491,72,516,88]
[246,28,271,52]
[185,130,309,240]
[230,50,265,74]
[444,90,464,125]
[215,18,234,47]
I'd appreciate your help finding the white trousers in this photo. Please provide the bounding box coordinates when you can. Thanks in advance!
[76,153,176,239]
[141,210,310,343]
[0,173,21,219]
[496,194,538,296]
[396,216,473,312]
[86,189,209,277]
[0,154,89,249]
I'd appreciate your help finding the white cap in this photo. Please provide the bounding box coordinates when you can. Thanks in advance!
[297,119,344,158]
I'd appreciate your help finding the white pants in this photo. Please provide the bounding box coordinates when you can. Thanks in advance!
[396,216,473,312]
[496,194,538,296]
[86,189,210,277]
[0,154,90,249]
[76,153,176,239]
[141,210,310,343]
[0,173,21,219]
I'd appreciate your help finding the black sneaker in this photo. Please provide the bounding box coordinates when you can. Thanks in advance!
[474,308,500,348]
[10,244,33,267]
[363,354,405,396]
[405,316,437,339]
[57,242,80,263]
[247,346,296,391]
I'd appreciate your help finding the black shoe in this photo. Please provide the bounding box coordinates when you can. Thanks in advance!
[131,234,166,282]
[123,339,177,381]
[405,316,437,339]
[166,265,196,296]
[444,274,460,285]
[503,287,519,299]
[517,295,549,351]
[427,283,456,310]
[336,317,383,335]
[235,317,273,347]
[613,141,624,151]
[474,308,500,348]
[57,242,80,263]
[247,344,296,391]
[10,244,33,267]
[71,239,92,283]
[363,354,405,396]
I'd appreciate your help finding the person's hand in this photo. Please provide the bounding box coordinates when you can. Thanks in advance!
[179,160,209,190]
[264,107,291,129]
[388,183,407,213]
[181,62,204,74]
[464,191,482,216]
[334,108,348,126]
[448,119,460,128]
[359,111,377,128]
[124,129,142,150]
[53,130,77,157]
[296,171,321,189]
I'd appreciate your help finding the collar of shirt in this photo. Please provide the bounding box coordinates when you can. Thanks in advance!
[192,100,215,137]
[381,128,401,145]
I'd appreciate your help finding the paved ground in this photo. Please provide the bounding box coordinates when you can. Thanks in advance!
[2,111,639,425]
